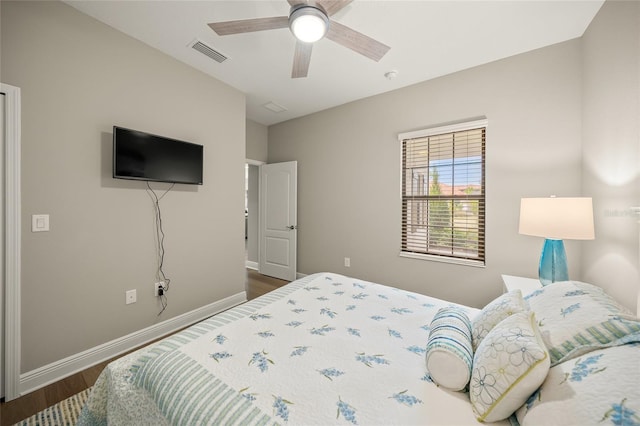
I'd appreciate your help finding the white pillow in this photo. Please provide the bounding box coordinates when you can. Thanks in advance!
[470,311,550,422]
[516,343,640,425]
[425,306,473,391]
[471,290,527,351]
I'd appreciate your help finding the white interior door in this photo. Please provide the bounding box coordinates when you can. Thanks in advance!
[0,92,5,399]
[2,83,21,401]
[259,161,297,281]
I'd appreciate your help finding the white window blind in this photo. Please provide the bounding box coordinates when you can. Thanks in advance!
[400,121,486,264]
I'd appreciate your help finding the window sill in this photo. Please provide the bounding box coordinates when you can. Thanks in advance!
[399,251,485,268]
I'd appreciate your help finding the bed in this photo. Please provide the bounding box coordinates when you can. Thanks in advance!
[78,272,640,425]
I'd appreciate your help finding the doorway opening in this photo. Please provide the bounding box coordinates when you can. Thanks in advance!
[245,161,262,270]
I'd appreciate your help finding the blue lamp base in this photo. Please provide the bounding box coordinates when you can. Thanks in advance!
[539,239,569,286]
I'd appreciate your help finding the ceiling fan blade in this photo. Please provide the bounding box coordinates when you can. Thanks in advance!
[208,16,289,36]
[326,21,390,62]
[292,41,313,78]
[317,0,353,16]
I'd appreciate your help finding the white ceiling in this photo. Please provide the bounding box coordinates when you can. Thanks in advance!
[65,1,604,126]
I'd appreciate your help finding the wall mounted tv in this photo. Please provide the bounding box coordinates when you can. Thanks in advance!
[113,126,203,185]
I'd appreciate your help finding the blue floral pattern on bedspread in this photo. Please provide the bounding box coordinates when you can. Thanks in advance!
[78,273,492,425]
[516,343,640,425]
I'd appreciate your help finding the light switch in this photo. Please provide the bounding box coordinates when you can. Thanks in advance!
[32,214,50,232]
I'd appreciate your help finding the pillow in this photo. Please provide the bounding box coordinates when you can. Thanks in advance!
[471,290,527,351]
[516,343,640,425]
[470,311,550,423]
[425,306,473,391]
[525,281,640,366]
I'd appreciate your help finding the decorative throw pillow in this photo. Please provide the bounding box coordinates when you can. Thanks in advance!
[470,311,550,423]
[516,343,640,426]
[425,306,473,391]
[471,290,527,351]
[524,281,640,366]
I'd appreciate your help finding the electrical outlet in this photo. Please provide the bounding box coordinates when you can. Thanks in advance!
[344,257,351,267]
[154,282,165,297]
[126,289,137,305]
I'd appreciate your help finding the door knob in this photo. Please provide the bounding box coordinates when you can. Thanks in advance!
[287,225,297,230]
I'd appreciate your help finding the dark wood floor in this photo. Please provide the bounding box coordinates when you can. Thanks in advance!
[0,269,288,426]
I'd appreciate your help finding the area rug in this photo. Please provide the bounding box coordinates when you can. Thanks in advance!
[12,387,91,426]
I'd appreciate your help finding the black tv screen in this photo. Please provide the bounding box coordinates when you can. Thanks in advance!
[113,126,203,185]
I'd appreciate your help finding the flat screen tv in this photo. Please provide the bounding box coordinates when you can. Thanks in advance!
[113,126,203,185]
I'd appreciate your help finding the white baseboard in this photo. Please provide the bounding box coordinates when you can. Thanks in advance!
[245,262,303,280]
[19,291,247,397]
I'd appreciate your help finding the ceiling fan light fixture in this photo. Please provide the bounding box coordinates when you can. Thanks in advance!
[289,5,329,43]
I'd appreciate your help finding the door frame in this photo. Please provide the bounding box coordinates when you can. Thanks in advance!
[245,159,264,271]
[1,83,21,401]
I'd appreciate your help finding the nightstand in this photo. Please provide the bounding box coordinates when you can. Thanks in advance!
[501,274,542,297]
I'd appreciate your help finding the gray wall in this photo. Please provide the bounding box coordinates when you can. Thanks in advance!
[1,1,246,372]
[246,119,268,163]
[269,40,584,308]
[581,0,640,312]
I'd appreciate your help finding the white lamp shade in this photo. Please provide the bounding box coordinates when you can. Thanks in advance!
[519,197,595,240]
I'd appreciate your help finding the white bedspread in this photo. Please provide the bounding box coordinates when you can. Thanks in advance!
[79,273,508,425]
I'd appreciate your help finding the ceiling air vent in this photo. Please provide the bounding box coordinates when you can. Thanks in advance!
[190,40,227,63]
[263,101,287,113]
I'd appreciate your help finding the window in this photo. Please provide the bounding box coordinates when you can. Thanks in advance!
[399,119,486,265]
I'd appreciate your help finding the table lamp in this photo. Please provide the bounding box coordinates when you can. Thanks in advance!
[519,197,595,285]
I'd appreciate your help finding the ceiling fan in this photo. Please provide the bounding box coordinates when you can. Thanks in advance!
[208,0,390,78]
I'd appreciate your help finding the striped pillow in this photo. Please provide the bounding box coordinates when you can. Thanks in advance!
[525,281,640,365]
[425,306,473,391]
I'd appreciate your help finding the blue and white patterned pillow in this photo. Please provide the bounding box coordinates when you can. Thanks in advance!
[516,343,640,425]
[425,306,473,391]
[525,281,640,365]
